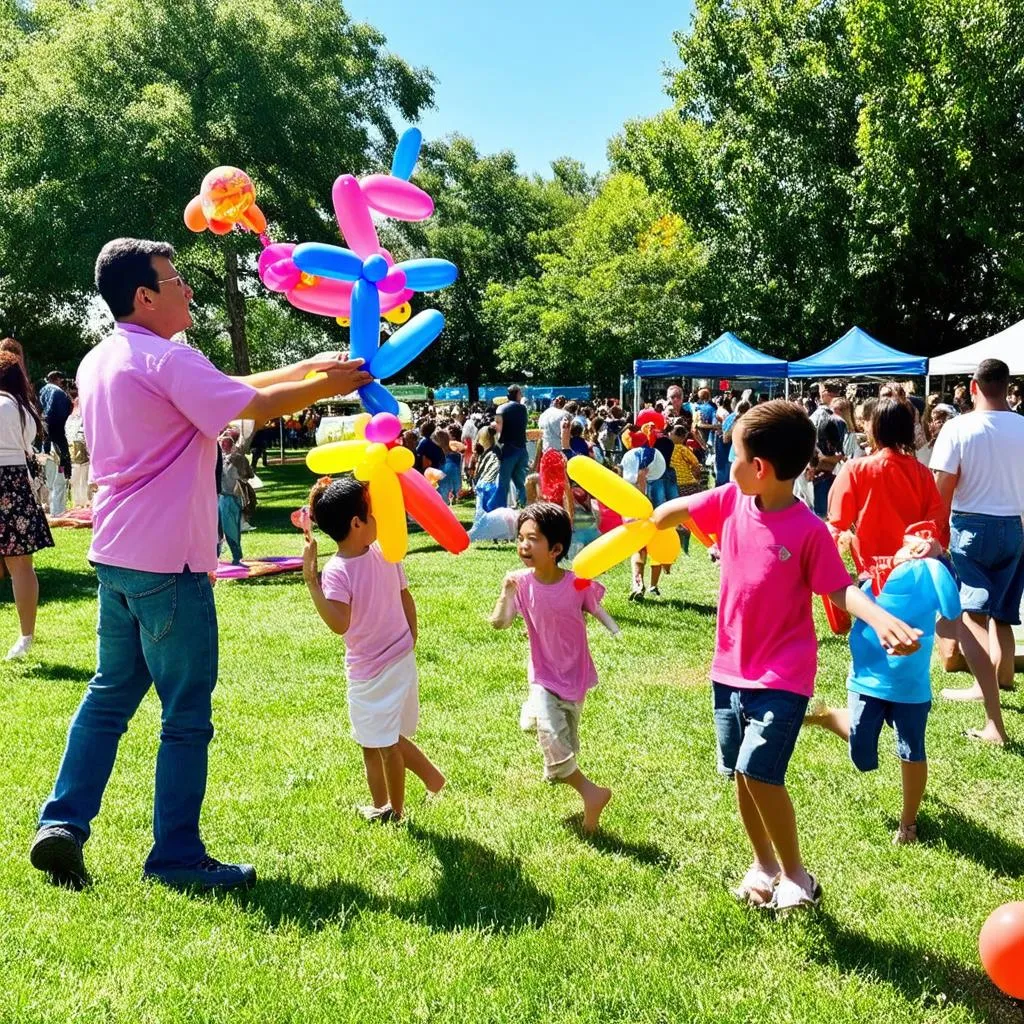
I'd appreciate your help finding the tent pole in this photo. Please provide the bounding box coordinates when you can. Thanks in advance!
[619,374,624,411]
[925,373,931,397]
[279,418,285,464]
[785,378,790,400]
[634,373,640,415]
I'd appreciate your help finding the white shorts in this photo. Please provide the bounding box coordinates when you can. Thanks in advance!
[347,649,419,748]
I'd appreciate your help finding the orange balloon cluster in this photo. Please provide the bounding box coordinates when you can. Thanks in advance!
[184,166,267,235]
[980,902,1024,999]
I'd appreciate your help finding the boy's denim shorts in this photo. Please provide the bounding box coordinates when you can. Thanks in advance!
[712,682,808,787]
[848,692,930,771]
[949,512,1024,624]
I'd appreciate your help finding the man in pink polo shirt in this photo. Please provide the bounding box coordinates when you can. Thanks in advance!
[31,238,372,891]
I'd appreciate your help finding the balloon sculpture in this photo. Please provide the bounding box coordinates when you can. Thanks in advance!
[306,412,468,563]
[185,128,458,417]
[565,458,682,586]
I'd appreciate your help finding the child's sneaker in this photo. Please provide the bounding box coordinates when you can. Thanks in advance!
[648,586,661,597]
[732,866,776,907]
[5,635,33,661]
[893,822,918,845]
[770,873,821,911]
[628,584,645,602]
[357,804,394,824]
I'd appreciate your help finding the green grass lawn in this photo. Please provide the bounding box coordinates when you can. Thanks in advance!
[2,464,1023,1024]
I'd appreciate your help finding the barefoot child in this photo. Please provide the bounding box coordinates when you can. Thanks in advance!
[654,400,922,909]
[490,502,617,833]
[303,477,445,822]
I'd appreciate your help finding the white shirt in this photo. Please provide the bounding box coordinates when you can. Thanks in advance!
[930,410,1024,516]
[621,447,666,484]
[538,405,566,452]
[460,419,478,445]
[0,394,37,467]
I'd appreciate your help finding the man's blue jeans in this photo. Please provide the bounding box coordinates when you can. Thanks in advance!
[39,565,218,872]
[497,445,529,508]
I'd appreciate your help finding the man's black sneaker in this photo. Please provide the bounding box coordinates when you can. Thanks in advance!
[30,825,90,890]
[143,856,256,892]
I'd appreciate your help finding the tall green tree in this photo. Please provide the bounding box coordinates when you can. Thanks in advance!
[399,136,588,399]
[484,173,705,393]
[0,0,431,372]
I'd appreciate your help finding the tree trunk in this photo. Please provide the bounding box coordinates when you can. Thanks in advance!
[224,244,251,375]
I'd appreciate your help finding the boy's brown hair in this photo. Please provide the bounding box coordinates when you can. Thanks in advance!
[736,400,816,482]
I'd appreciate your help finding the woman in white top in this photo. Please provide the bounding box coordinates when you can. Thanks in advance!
[0,350,53,660]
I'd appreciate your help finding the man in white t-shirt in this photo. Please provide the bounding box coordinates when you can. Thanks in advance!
[931,358,1024,745]
[537,395,567,456]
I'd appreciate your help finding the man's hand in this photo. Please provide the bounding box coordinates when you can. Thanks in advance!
[872,609,923,656]
[894,536,942,564]
[302,534,319,584]
[318,358,373,397]
[837,530,854,556]
[301,351,346,376]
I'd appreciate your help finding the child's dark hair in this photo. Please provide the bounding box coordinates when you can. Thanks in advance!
[871,397,915,454]
[569,421,583,438]
[737,400,816,481]
[518,502,572,563]
[307,477,369,542]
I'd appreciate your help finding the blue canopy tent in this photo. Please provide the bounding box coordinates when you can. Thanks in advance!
[787,327,927,378]
[434,385,468,401]
[632,332,788,411]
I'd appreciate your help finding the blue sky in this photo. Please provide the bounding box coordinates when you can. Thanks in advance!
[344,0,694,177]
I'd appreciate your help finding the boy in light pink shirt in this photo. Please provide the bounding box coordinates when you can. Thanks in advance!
[303,477,445,823]
[490,502,620,833]
[655,400,921,910]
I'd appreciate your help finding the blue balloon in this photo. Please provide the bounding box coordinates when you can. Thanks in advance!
[399,258,459,292]
[370,310,445,381]
[293,243,362,281]
[359,380,399,416]
[362,253,389,283]
[349,279,381,365]
[391,128,422,181]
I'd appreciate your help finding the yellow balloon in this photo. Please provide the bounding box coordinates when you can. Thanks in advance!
[335,316,351,327]
[567,458,654,521]
[647,526,682,567]
[306,440,367,475]
[299,272,318,287]
[353,413,371,440]
[304,370,327,381]
[387,446,415,473]
[572,521,656,580]
[384,302,411,325]
[369,468,407,562]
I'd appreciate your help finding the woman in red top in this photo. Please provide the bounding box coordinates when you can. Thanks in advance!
[827,398,948,576]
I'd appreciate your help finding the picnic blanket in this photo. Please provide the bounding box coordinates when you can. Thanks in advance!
[214,556,304,581]
[47,508,93,529]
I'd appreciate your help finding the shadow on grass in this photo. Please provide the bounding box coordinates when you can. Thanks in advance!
[217,572,304,588]
[918,798,1024,875]
[234,825,553,936]
[30,565,97,605]
[19,661,93,684]
[562,814,674,869]
[811,912,1016,1022]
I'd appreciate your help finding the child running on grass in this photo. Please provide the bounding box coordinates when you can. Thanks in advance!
[654,400,922,910]
[490,502,618,833]
[302,477,445,823]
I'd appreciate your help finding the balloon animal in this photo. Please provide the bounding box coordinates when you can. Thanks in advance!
[306,412,468,562]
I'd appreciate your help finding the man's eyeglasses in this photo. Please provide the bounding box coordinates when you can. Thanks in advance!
[156,275,186,289]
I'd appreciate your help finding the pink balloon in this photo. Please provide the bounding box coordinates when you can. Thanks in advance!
[360,175,434,221]
[262,259,302,292]
[364,413,403,445]
[380,288,414,314]
[333,174,380,256]
[258,242,295,278]
[285,277,354,317]
[378,267,407,293]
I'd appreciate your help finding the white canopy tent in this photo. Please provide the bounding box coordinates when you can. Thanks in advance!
[929,318,1024,376]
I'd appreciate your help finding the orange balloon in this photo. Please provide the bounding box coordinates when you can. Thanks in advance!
[208,218,233,235]
[686,519,717,550]
[242,204,267,233]
[647,526,681,567]
[200,166,255,223]
[821,594,852,635]
[184,195,207,232]
[398,469,469,554]
[980,902,1024,999]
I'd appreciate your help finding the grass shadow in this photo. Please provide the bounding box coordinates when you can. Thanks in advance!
[28,565,97,605]
[918,798,1024,875]
[234,826,553,936]
[17,661,93,684]
[811,912,1017,1022]
[404,824,554,933]
[217,572,304,588]
[562,814,675,869]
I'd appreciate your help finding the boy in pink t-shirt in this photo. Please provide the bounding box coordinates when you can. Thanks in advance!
[655,400,921,910]
[490,502,620,833]
[303,477,445,823]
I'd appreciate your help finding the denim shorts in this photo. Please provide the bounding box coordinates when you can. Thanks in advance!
[848,692,930,771]
[949,512,1024,624]
[712,683,808,786]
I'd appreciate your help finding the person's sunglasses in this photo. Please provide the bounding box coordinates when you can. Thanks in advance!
[156,274,186,289]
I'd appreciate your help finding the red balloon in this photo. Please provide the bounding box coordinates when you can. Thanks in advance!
[636,409,666,432]
[398,469,469,555]
[980,902,1024,999]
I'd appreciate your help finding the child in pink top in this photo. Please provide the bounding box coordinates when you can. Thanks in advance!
[490,502,619,833]
[303,477,445,823]
[655,400,921,910]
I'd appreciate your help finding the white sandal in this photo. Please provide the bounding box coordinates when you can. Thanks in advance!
[732,867,776,907]
[771,874,822,911]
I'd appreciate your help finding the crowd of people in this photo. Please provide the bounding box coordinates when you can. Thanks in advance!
[2,236,1022,917]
